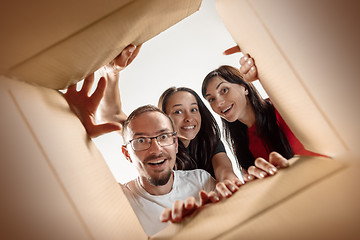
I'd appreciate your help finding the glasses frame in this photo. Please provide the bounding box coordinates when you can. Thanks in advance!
[126,131,177,151]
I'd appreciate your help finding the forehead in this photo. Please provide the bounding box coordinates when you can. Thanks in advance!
[167,91,197,107]
[125,111,173,138]
[205,76,227,93]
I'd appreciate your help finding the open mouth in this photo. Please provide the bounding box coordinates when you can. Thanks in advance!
[182,125,195,130]
[221,104,233,115]
[148,159,166,166]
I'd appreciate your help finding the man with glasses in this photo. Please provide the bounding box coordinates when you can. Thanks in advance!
[120,104,220,236]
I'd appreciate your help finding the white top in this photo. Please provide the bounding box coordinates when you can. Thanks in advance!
[121,169,216,236]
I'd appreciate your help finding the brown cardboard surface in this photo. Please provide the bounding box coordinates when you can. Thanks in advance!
[0,75,147,239]
[217,155,360,240]
[0,0,131,72]
[216,0,360,157]
[152,156,347,239]
[0,0,201,90]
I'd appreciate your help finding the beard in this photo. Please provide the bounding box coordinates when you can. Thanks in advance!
[144,152,173,186]
[146,168,172,186]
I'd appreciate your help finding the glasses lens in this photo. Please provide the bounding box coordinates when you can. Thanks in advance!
[157,133,175,146]
[130,132,176,151]
[131,137,149,151]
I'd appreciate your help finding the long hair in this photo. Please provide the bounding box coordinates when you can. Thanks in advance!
[158,87,221,177]
[202,65,293,170]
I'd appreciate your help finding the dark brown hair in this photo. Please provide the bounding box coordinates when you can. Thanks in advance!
[158,87,221,177]
[202,65,293,169]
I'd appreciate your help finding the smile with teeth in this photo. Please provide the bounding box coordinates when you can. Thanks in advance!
[182,125,195,130]
[221,104,233,115]
[148,159,166,166]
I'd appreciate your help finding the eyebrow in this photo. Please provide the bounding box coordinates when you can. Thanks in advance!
[171,102,198,108]
[205,81,225,98]
[132,128,171,138]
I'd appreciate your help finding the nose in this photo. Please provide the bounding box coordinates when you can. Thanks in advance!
[184,111,191,123]
[148,137,163,153]
[216,96,225,107]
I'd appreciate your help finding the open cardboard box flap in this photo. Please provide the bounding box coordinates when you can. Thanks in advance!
[152,0,360,238]
[0,0,202,90]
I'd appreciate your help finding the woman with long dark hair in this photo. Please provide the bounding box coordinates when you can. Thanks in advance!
[158,87,239,183]
[202,53,322,175]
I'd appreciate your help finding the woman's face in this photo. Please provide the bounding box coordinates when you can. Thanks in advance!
[204,76,249,123]
[165,91,201,147]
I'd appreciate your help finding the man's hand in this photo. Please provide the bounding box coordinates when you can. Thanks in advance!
[223,45,258,82]
[160,190,220,223]
[63,74,122,138]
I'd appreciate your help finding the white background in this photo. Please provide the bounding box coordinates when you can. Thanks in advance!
[93,0,267,183]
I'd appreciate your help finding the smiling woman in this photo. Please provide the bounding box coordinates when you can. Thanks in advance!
[91,0,248,184]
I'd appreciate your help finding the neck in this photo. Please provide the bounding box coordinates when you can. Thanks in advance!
[238,101,256,127]
[138,172,174,195]
[180,138,190,148]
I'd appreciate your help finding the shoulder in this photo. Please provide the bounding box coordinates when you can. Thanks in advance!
[175,169,215,187]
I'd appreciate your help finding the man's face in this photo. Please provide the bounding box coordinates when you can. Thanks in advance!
[122,111,178,186]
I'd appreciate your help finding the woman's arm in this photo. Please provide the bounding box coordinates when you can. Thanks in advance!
[212,152,244,198]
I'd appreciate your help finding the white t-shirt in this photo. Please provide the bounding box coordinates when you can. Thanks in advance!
[121,169,216,236]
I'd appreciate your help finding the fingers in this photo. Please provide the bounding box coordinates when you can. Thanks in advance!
[254,157,278,176]
[239,54,258,82]
[160,208,172,223]
[87,122,122,138]
[248,165,268,179]
[126,44,142,66]
[223,45,241,55]
[184,196,196,210]
[171,200,186,222]
[199,190,220,205]
[113,44,141,69]
[90,77,106,107]
[269,151,290,169]
[160,198,197,223]
[215,179,241,198]
[81,73,95,95]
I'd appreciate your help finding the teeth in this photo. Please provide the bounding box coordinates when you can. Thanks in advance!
[182,126,195,130]
[149,159,165,165]
[222,105,232,114]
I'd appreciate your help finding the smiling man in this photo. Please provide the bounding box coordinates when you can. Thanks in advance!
[120,105,219,236]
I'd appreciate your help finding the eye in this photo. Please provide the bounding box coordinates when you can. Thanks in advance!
[174,109,183,114]
[221,87,228,94]
[191,107,198,113]
[134,137,146,144]
[207,97,214,103]
[159,133,169,140]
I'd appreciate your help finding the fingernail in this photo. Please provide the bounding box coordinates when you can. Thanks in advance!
[244,56,248,61]
[251,66,255,71]
[129,45,136,52]
[247,59,252,65]
[260,172,265,178]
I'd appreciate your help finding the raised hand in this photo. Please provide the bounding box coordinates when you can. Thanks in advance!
[223,45,258,82]
[63,74,122,138]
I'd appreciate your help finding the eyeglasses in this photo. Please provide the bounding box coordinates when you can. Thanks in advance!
[126,132,177,151]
